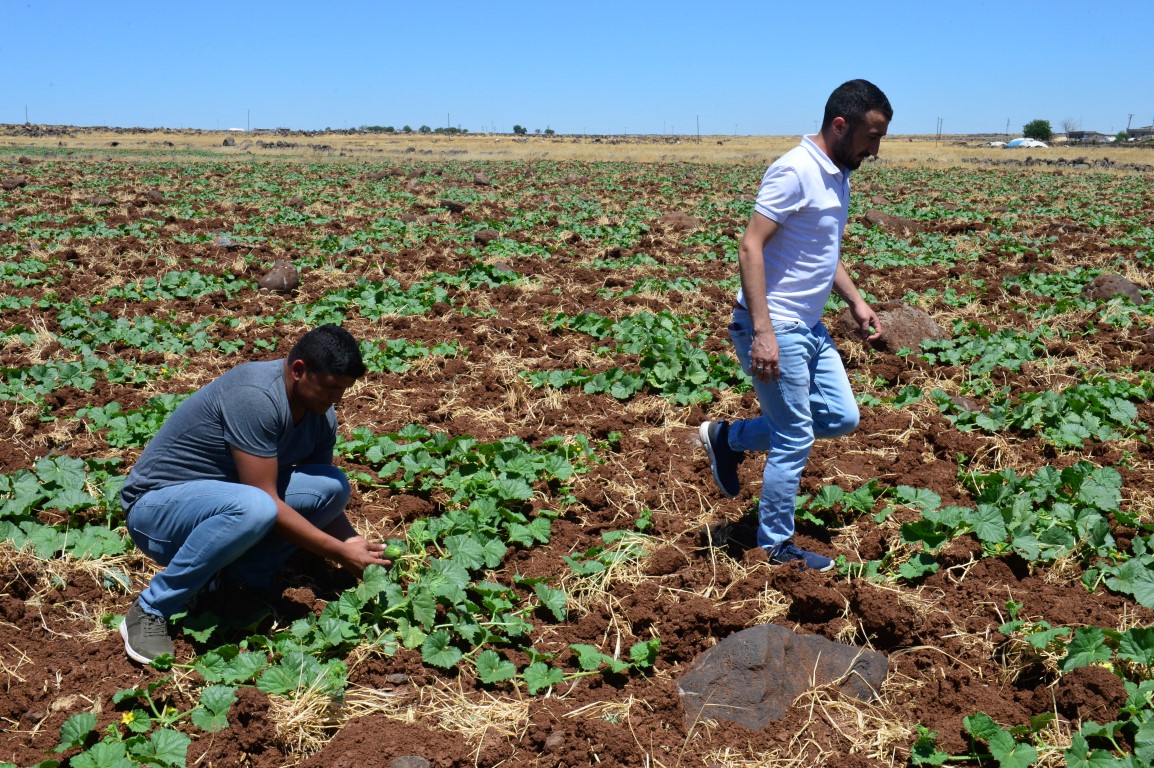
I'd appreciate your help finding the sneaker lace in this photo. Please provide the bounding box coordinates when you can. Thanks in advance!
[139,612,169,639]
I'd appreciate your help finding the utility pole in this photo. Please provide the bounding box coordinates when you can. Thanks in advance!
[1006,118,1011,137]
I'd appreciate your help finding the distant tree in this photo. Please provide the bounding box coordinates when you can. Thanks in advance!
[1023,119,1053,142]
[362,125,395,133]
[1116,130,1130,142]
[1060,118,1079,135]
[402,125,413,133]
[418,125,432,134]
[544,128,555,136]
[512,124,528,135]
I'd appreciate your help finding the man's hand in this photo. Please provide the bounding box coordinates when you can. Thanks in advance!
[750,327,781,381]
[334,535,390,575]
[847,300,883,343]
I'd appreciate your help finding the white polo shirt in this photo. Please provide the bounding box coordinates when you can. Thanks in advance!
[736,135,850,328]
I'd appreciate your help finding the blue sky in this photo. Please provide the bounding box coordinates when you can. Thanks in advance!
[4,1,1151,136]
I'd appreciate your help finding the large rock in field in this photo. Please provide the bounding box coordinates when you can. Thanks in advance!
[257,258,300,292]
[838,304,949,354]
[1082,274,1145,305]
[677,624,887,729]
[1,177,28,190]
[863,209,920,235]
[655,211,703,232]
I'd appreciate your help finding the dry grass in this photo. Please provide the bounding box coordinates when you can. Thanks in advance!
[6,126,1150,168]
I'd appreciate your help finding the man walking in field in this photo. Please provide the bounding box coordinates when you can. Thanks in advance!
[119,323,391,663]
[700,79,891,571]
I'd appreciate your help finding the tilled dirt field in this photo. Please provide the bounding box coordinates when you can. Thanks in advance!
[1,148,1152,767]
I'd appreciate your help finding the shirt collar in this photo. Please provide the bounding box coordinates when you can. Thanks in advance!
[802,134,845,178]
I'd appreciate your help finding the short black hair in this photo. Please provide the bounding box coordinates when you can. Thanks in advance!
[288,324,366,378]
[821,79,893,132]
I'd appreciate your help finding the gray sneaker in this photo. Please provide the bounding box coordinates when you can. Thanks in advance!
[699,420,744,498]
[768,541,834,572]
[120,598,173,664]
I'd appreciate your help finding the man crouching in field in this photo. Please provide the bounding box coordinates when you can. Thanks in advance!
[118,323,390,664]
[699,79,891,572]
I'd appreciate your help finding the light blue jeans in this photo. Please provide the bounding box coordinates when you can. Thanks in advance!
[727,309,859,550]
[126,465,351,618]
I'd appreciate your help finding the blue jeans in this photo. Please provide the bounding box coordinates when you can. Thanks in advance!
[126,465,351,617]
[727,309,859,550]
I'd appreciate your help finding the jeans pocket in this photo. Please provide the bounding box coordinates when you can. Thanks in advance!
[772,319,803,334]
[127,507,176,563]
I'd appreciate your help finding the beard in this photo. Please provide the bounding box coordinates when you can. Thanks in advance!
[830,128,866,171]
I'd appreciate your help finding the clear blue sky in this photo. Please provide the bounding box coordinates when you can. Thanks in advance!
[5,0,1151,136]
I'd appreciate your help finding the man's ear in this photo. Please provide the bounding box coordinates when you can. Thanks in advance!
[831,115,849,137]
[289,358,308,381]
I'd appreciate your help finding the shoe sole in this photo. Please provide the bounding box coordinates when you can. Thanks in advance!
[120,619,158,665]
[769,553,835,572]
[699,422,738,499]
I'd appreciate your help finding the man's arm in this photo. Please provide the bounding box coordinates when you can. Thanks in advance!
[832,261,883,342]
[231,447,388,574]
[739,211,781,380]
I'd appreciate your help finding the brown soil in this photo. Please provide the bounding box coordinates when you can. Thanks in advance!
[0,151,1151,767]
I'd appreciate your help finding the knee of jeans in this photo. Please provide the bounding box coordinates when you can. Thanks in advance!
[821,406,860,438]
[234,487,279,532]
[313,468,352,507]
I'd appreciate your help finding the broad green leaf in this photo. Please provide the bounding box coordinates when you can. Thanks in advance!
[71,740,135,768]
[522,661,565,695]
[1118,627,1154,666]
[987,728,1037,768]
[534,583,568,621]
[475,649,517,684]
[966,504,1008,545]
[128,728,191,768]
[1061,627,1113,672]
[56,712,97,751]
[421,630,463,669]
[570,644,606,672]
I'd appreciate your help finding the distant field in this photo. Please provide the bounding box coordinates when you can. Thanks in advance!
[2,124,1152,166]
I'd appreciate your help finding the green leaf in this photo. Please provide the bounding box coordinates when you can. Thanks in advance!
[1118,627,1154,667]
[1136,716,1154,767]
[129,728,191,768]
[911,726,950,766]
[71,740,135,768]
[629,638,660,668]
[987,728,1037,768]
[570,643,607,672]
[1064,733,1128,768]
[966,504,1009,545]
[964,712,1002,741]
[475,650,517,684]
[1061,627,1113,672]
[421,630,464,669]
[534,583,568,621]
[190,684,236,732]
[56,712,97,752]
[522,661,565,695]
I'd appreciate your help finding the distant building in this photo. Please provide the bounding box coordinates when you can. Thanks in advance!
[1128,125,1154,140]
[1066,131,1113,144]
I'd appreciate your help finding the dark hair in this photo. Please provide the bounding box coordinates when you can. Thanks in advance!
[288,324,366,378]
[821,79,893,132]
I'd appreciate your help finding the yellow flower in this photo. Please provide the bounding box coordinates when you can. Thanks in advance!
[120,712,136,725]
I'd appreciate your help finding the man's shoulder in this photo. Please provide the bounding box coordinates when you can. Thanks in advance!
[218,359,284,388]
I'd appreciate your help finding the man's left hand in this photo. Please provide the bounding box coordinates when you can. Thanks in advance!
[849,302,883,342]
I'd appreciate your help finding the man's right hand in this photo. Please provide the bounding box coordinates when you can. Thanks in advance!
[750,327,780,381]
[335,535,390,575]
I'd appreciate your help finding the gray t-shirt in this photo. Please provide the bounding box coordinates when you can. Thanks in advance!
[120,359,337,510]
